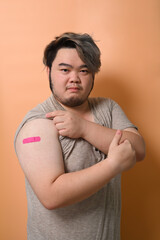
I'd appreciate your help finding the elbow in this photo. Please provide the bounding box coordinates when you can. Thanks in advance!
[41,198,60,210]
[136,150,146,162]
[41,196,73,210]
[37,189,60,210]
[39,196,55,210]
[40,191,66,210]
[42,201,56,210]
[136,137,146,162]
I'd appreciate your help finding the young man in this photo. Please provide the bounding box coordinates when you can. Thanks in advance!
[14,32,145,240]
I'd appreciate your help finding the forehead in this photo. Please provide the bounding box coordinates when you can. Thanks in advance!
[52,48,85,66]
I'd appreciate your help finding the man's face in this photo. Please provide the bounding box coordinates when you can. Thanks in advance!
[49,48,94,107]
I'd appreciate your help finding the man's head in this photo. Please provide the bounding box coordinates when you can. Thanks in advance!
[43,32,101,92]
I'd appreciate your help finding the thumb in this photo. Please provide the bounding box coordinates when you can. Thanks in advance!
[109,130,122,148]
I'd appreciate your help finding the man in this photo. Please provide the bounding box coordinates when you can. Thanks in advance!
[14,32,145,240]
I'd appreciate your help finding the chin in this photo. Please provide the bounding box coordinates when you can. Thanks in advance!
[62,99,85,107]
[55,95,85,107]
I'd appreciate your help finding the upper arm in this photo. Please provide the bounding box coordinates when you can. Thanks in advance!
[123,127,141,136]
[123,127,146,161]
[15,118,64,206]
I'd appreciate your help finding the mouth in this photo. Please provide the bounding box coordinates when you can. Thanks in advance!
[66,85,82,93]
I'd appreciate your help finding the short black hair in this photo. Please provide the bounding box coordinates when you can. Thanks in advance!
[43,32,101,91]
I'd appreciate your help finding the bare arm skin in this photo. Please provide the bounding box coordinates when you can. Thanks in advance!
[46,111,145,161]
[16,119,136,210]
[81,121,145,161]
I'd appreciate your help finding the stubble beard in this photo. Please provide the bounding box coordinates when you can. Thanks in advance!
[52,89,92,107]
[49,73,94,107]
[54,94,86,107]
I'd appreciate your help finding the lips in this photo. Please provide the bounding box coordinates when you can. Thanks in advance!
[67,88,79,93]
[66,85,82,91]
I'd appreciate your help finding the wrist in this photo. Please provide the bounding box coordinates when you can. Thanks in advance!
[105,157,121,177]
[80,119,90,139]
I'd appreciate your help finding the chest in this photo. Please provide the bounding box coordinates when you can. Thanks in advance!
[59,136,106,173]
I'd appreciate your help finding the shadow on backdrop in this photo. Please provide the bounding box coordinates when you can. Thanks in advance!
[91,73,160,240]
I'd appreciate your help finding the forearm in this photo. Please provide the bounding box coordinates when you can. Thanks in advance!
[45,110,145,161]
[43,158,115,210]
[82,121,145,161]
[42,129,138,210]
[22,128,136,210]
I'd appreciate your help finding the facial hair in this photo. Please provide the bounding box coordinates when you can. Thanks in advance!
[49,72,94,107]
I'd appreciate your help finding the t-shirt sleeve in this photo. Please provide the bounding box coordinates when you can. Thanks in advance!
[110,99,137,130]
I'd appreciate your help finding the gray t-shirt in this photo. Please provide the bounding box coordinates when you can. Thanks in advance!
[14,95,136,240]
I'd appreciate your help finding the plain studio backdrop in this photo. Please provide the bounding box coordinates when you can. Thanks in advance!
[0,0,160,239]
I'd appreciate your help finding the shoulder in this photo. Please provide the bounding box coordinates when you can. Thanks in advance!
[15,119,58,155]
[16,118,58,141]
[25,94,62,118]
[14,95,61,150]
[89,97,116,110]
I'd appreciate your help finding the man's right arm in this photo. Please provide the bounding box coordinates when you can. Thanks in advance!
[16,119,136,210]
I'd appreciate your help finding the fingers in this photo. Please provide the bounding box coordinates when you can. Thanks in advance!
[53,116,65,124]
[46,111,67,135]
[46,110,65,119]
[109,130,122,148]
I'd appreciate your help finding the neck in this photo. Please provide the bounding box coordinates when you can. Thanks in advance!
[62,100,94,122]
[60,100,90,115]
[52,94,93,121]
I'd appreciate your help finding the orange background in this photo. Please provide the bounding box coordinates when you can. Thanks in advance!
[1,0,160,239]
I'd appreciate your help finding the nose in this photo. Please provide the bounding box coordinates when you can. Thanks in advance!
[69,71,81,83]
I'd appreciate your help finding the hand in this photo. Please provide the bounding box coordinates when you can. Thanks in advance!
[46,110,86,139]
[107,130,136,174]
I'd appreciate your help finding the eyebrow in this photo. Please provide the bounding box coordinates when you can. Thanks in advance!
[59,63,88,69]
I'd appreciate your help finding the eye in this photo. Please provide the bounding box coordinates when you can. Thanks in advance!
[80,69,89,75]
[60,69,69,73]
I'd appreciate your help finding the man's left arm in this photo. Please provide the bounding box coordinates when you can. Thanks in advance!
[46,111,145,161]
[81,121,145,161]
